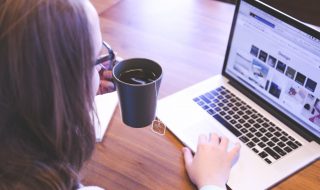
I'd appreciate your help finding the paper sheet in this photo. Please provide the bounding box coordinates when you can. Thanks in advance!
[93,92,118,142]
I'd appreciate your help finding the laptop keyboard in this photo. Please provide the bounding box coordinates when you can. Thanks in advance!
[193,86,302,164]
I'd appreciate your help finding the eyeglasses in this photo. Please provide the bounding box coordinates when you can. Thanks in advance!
[95,41,115,68]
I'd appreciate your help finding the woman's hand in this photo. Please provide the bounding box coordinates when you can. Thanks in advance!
[96,60,116,94]
[183,133,241,189]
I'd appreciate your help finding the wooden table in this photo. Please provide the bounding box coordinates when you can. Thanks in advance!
[82,0,320,189]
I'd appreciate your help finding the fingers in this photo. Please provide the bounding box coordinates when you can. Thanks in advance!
[182,147,193,171]
[227,143,241,163]
[209,133,220,146]
[198,134,208,145]
[98,68,115,94]
[198,133,236,152]
[101,70,113,79]
[99,80,115,94]
[219,136,229,149]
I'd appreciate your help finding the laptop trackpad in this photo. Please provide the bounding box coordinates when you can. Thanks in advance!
[179,119,237,153]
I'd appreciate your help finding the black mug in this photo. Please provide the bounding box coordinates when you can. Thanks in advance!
[112,58,162,128]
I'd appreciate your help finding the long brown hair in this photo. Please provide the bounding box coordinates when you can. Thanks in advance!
[0,0,96,189]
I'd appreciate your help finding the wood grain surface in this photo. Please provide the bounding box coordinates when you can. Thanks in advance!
[81,0,320,189]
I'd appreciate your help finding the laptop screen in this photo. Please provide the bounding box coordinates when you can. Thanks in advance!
[224,0,320,138]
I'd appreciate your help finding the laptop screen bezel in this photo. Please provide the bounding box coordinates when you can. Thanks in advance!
[221,0,320,143]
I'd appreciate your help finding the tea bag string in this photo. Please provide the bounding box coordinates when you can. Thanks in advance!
[151,79,166,135]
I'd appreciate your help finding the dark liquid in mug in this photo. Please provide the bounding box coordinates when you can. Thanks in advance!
[119,69,157,85]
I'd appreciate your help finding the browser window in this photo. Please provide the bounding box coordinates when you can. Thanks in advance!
[225,1,320,137]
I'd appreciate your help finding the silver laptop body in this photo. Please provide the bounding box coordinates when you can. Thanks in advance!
[157,0,320,189]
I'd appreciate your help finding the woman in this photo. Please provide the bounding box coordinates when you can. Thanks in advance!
[0,0,240,189]
[0,0,97,189]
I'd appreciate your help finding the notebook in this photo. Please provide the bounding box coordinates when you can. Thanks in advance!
[157,0,320,189]
[93,91,118,142]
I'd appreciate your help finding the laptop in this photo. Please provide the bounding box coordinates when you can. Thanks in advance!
[157,0,320,189]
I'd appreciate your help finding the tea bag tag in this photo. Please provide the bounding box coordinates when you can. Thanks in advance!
[151,117,166,135]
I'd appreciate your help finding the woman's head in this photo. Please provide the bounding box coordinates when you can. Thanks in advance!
[0,0,101,189]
